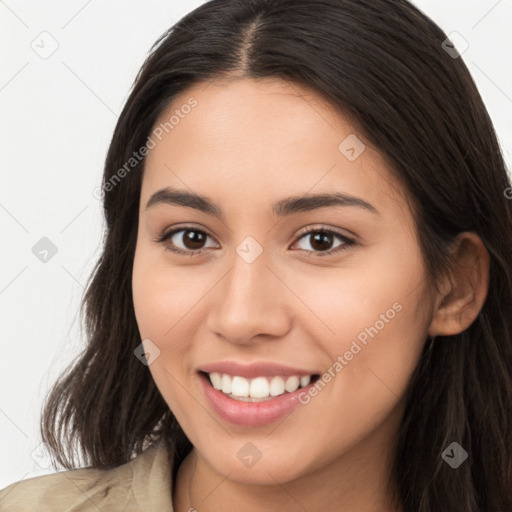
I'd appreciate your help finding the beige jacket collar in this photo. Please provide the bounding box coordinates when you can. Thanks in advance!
[0,439,175,511]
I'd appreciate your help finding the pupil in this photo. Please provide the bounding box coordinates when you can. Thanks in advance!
[184,230,205,249]
[311,232,332,251]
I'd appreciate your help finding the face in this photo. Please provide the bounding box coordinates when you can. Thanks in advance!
[132,77,436,485]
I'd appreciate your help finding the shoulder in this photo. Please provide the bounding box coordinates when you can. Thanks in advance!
[0,465,125,511]
[0,440,174,511]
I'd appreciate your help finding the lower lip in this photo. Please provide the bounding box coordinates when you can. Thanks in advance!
[198,372,317,427]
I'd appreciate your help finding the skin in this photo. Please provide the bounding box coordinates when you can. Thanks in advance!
[132,77,489,512]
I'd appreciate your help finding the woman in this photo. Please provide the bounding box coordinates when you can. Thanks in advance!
[1,0,511,510]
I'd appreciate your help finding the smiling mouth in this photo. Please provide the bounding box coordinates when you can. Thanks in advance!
[199,371,321,402]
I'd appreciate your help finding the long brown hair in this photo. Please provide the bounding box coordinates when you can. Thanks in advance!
[41,1,512,509]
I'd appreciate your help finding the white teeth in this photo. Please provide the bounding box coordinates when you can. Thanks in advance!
[221,374,232,394]
[269,376,285,396]
[300,375,310,388]
[231,376,250,397]
[284,376,300,393]
[209,372,222,390]
[249,377,270,398]
[207,372,314,399]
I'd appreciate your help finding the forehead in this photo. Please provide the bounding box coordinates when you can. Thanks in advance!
[151,76,358,157]
[141,77,408,218]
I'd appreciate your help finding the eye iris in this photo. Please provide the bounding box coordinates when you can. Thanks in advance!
[175,230,339,252]
[183,230,205,250]
[310,232,333,251]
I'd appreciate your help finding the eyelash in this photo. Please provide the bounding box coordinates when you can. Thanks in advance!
[153,225,355,258]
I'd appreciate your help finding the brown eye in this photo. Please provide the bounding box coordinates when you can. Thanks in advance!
[155,227,218,256]
[180,230,207,250]
[307,232,335,251]
[293,228,354,257]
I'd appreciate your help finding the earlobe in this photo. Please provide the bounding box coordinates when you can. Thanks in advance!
[428,232,490,337]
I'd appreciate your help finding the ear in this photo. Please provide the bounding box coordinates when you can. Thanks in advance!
[428,232,490,337]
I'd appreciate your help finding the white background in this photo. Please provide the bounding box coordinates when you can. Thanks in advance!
[1,0,511,489]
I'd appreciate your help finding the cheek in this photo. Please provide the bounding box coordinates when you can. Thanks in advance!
[293,241,428,346]
[132,243,198,340]
[132,248,195,392]
[132,247,201,421]
[294,238,430,403]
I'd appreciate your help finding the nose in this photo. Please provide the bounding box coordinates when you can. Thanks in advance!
[206,246,291,345]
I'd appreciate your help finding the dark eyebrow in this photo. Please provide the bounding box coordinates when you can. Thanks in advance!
[274,192,378,216]
[145,187,379,218]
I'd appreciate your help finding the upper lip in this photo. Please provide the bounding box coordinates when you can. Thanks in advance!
[198,361,320,379]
